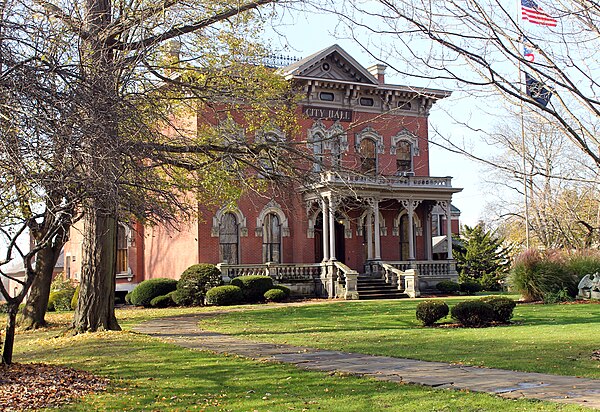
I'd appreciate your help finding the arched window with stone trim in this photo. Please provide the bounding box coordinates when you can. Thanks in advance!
[396,140,413,174]
[116,224,129,274]
[219,212,239,264]
[262,213,281,263]
[359,138,377,175]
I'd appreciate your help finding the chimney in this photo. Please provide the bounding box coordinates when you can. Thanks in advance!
[367,64,387,84]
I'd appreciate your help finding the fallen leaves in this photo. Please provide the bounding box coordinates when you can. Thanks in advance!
[0,362,109,411]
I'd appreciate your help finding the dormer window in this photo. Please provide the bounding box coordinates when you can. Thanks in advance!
[319,92,335,101]
[359,97,374,106]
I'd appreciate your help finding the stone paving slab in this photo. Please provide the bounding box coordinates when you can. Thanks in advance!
[133,314,600,409]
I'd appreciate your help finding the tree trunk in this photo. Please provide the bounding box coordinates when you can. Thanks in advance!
[73,206,120,332]
[2,304,18,364]
[19,245,63,329]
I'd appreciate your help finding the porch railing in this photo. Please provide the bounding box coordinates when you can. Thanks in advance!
[332,260,359,300]
[385,260,456,277]
[217,262,322,282]
[320,171,452,188]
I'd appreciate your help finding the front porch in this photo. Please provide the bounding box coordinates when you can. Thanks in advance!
[217,259,458,300]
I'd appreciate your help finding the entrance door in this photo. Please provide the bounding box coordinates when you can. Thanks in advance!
[313,212,345,263]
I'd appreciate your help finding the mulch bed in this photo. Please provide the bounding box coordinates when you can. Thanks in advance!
[0,363,109,411]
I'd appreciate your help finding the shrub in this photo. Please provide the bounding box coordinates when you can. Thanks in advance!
[436,280,459,294]
[416,300,449,326]
[480,296,516,323]
[564,251,600,282]
[70,285,80,310]
[175,264,223,306]
[205,285,244,306]
[543,288,573,304]
[47,289,75,312]
[509,249,578,301]
[479,272,504,291]
[264,288,287,302]
[125,292,133,305]
[451,300,494,327]
[150,294,175,308]
[273,284,291,297]
[231,275,274,303]
[129,278,177,307]
[459,280,482,295]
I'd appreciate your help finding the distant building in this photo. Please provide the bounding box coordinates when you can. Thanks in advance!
[64,45,462,299]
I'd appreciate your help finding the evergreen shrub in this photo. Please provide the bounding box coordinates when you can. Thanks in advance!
[70,285,80,310]
[436,280,459,294]
[273,284,291,297]
[174,264,222,306]
[459,280,482,295]
[264,288,287,302]
[451,300,494,327]
[415,300,449,326]
[231,275,274,302]
[150,294,175,308]
[480,296,516,323]
[47,289,75,312]
[205,285,243,306]
[125,291,133,305]
[130,278,177,307]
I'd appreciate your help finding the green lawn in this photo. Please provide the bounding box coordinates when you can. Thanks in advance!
[199,298,600,379]
[6,309,591,412]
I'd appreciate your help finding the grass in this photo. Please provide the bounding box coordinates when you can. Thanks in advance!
[199,298,600,379]
[6,311,591,412]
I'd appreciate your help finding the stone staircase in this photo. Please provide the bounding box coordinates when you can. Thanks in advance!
[357,274,407,300]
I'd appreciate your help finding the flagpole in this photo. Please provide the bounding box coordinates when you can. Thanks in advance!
[518,0,531,249]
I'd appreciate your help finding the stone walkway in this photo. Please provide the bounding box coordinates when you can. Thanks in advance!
[133,313,600,409]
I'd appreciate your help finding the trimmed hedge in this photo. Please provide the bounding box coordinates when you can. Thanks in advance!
[273,284,291,297]
[70,285,80,310]
[264,288,287,302]
[129,278,177,307]
[150,294,175,308]
[459,280,482,295]
[231,275,274,303]
[436,280,459,294]
[205,285,244,306]
[416,300,449,326]
[451,300,494,327]
[480,296,516,323]
[125,292,133,305]
[173,264,222,306]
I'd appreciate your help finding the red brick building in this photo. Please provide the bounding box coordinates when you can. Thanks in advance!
[64,45,462,299]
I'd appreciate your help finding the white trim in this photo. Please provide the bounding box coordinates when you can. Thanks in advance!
[212,206,248,237]
[255,200,290,237]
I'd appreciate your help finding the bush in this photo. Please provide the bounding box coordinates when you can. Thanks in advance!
[70,285,80,310]
[459,280,482,295]
[451,300,494,327]
[273,284,291,297]
[125,291,133,305]
[436,280,460,294]
[150,294,175,308]
[264,288,287,302]
[543,288,573,304]
[509,249,578,301]
[480,296,516,323]
[174,264,223,306]
[479,272,504,291]
[416,300,449,326]
[564,251,600,282]
[231,275,274,303]
[47,289,75,312]
[129,278,177,307]
[205,285,244,306]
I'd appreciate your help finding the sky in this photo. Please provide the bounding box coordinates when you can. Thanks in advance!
[265,7,493,226]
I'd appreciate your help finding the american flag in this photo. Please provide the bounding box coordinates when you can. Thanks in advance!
[521,0,557,27]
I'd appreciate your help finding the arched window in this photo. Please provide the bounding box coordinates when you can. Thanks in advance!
[219,212,239,264]
[360,138,377,175]
[313,135,324,172]
[396,140,413,174]
[116,225,129,274]
[263,213,281,263]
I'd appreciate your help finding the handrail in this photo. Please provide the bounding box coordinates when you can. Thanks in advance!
[378,261,420,298]
[332,260,359,300]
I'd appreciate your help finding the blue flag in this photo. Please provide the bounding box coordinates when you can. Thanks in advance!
[525,72,552,107]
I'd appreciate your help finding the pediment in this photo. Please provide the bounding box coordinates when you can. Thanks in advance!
[281,44,379,85]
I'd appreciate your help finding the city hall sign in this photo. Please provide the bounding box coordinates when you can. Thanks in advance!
[302,106,353,122]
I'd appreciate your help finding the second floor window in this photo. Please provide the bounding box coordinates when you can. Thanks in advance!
[396,141,413,173]
[116,225,128,274]
[359,138,377,176]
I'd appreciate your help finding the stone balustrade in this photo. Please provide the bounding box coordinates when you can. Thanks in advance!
[320,171,453,188]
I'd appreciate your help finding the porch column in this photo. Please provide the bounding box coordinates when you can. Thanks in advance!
[425,204,433,260]
[321,198,330,261]
[366,210,373,260]
[329,196,337,261]
[401,200,421,261]
[373,199,381,260]
[445,200,453,260]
